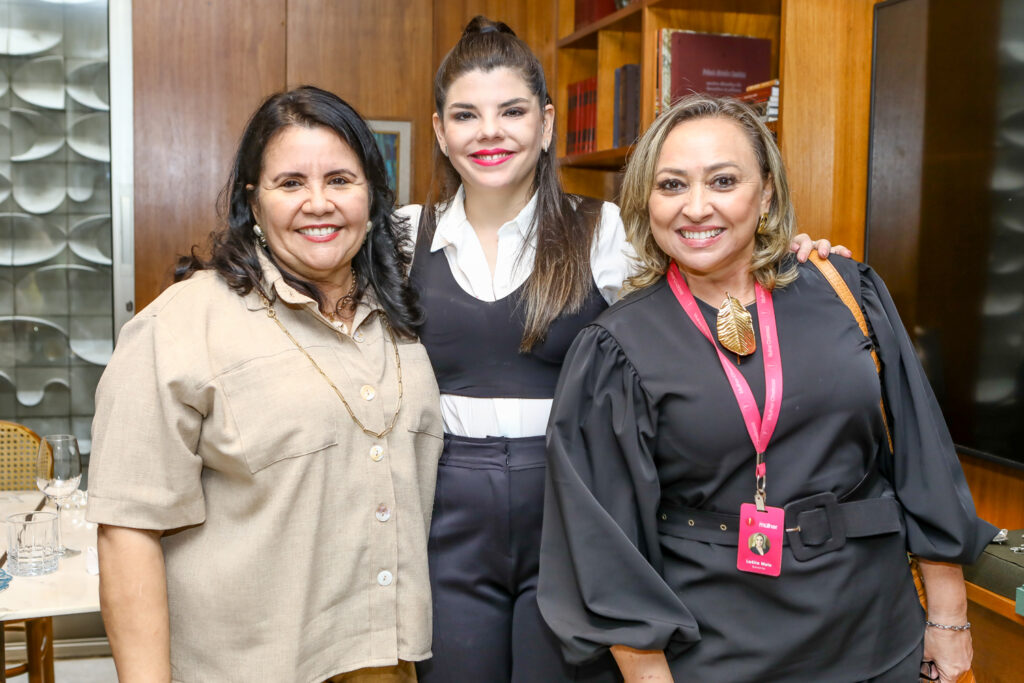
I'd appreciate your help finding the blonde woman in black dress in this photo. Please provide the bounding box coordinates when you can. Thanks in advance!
[539,94,994,683]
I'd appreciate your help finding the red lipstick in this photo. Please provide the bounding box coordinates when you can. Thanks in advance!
[469,148,514,166]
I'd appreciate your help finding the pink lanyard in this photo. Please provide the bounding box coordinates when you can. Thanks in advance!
[666,263,783,509]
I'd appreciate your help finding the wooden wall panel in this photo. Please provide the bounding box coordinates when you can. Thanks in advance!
[285,0,434,206]
[960,453,1024,530]
[779,0,879,258]
[431,1,557,91]
[133,0,287,310]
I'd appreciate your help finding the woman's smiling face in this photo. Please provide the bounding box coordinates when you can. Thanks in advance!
[251,125,370,289]
[647,116,772,285]
[433,66,553,198]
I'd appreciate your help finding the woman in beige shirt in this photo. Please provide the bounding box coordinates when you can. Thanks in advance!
[87,86,443,683]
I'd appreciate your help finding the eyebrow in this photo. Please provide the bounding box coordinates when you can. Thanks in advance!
[656,161,741,176]
[448,97,531,110]
[269,168,357,183]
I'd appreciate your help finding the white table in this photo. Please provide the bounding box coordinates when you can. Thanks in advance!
[1,491,100,683]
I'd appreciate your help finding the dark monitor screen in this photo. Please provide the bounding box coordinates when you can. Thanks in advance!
[867,0,1024,470]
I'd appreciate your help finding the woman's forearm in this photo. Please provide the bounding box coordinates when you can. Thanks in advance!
[918,558,973,682]
[97,524,172,683]
[611,645,674,682]
[918,559,968,622]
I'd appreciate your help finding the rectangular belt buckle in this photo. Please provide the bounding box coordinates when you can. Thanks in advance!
[784,492,846,561]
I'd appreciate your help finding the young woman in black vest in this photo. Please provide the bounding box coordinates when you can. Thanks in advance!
[398,17,842,682]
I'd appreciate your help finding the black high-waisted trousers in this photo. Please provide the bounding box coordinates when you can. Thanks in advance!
[415,434,616,683]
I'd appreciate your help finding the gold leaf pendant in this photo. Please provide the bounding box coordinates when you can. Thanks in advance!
[716,293,756,357]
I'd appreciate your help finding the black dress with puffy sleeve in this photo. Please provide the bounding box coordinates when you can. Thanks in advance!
[538,257,995,682]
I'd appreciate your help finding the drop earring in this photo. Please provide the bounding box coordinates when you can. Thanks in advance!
[366,220,373,232]
[756,213,768,235]
[253,224,268,248]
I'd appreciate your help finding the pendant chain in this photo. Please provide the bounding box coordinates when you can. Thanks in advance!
[260,294,403,440]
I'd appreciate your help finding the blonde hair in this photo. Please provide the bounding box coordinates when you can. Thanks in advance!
[620,94,797,291]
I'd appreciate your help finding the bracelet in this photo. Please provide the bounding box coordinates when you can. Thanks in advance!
[925,620,971,631]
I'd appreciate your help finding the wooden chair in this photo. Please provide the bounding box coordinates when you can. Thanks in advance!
[0,420,55,683]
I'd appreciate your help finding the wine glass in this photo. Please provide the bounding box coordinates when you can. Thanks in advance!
[35,434,83,557]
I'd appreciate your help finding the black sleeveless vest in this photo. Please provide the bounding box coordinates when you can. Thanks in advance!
[409,201,609,399]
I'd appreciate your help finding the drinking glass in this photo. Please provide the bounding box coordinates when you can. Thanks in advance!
[35,434,83,556]
[6,511,59,576]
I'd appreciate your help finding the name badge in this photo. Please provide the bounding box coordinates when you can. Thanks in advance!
[736,502,784,577]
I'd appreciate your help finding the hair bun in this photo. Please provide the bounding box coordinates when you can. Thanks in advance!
[463,15,516,38]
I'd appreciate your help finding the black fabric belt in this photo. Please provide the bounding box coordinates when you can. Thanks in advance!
[657,492,903,561]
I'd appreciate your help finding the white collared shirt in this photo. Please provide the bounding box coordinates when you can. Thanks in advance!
[397,187,635,438]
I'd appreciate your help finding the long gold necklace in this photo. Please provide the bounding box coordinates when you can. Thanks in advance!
[260,294,403,440]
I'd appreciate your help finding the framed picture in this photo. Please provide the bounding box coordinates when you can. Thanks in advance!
[367,120,412,206]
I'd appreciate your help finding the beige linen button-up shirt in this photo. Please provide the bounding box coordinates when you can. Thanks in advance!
[88,257,442,682]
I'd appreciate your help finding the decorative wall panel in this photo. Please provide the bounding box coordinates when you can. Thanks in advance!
[1,0,114,454]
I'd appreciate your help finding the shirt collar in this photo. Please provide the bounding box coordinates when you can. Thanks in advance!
[250,249,382,326]
[430,185,540,253]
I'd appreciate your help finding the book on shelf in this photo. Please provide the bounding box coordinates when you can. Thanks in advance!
[613,63,640,148]
[739,79,780,123]
[613,68,621,149]
[746,78,779,92]
[567,81,577,156]
[657,30,772,115]
[574,0,618,30]
[566,76,598,155]
[625,64,639,146]
[738,79,779,103]
[586,75,597,153]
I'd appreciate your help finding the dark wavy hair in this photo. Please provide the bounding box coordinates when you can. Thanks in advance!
[176,86,423,338]
[423,16,601,351]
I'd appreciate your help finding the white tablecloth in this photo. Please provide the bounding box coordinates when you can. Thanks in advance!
[1,491,100,621]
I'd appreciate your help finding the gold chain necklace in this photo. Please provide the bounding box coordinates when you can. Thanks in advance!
[260,294,403,440]
[329,268,358,322]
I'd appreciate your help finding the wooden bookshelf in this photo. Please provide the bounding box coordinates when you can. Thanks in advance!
[553,0,881,257]
[555,0,781,195]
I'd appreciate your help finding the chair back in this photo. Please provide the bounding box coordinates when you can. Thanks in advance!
[0,420,43,490]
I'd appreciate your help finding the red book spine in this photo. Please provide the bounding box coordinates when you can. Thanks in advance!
[737,85,778,103]
[588,76,597,153]
[575,80,583,155]
[594,0,616,23]
[570,81,579,155]
[585,78,593,153]
[567,82,575,155]
[574,0,589,30]
[573,80,583,155]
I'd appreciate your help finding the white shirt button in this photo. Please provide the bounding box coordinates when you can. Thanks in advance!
[360,385,376,401]
[353,330,365,342]
[369,445,384,461]
[377,570,393,586]
[375,504,391,522]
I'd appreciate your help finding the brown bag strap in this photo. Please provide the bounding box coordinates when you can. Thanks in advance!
[807,252,894,452]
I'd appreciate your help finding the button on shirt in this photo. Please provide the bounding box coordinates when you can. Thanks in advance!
[397,187,635,438]
[86,254,443,683]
